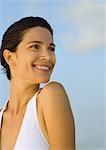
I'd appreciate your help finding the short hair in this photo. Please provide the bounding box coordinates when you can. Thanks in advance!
[0,16,53,80]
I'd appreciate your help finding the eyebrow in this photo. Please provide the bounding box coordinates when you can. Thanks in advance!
[28,40,56,47]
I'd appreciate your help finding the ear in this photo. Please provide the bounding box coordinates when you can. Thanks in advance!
[3,49,16,66]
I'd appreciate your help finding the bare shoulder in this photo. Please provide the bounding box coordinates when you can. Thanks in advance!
[39,81,68,97]
[38,81,76,149]
[41,81,71,109]
[39,81,70,109]
[42,81,64,90]
[39,81,72,113]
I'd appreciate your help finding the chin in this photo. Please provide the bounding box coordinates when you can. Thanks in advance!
[31,77,50,84]
[41,79,50,83]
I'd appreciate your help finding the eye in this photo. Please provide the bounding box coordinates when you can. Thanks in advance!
[30,44,40,49]
[49,47,55,52]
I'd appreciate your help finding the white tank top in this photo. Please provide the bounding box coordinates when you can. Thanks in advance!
[0,90,50,150]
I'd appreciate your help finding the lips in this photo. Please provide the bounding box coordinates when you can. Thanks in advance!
[32,64,51,71]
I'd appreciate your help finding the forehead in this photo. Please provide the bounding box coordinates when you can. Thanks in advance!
[21,27,53,43]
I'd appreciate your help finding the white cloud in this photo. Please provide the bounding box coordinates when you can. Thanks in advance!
[60,2,105,52]
[12,1,105,53]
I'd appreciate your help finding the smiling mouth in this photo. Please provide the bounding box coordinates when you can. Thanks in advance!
[32,64,51,72]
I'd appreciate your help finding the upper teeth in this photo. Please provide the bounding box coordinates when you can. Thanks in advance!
[34,65,49,71]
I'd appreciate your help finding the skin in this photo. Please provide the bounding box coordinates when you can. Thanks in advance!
[3,27,56,113]
[0,27,75,150]
[40,82,76,150]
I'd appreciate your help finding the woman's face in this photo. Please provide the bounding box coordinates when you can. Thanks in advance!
[12,27,56,84]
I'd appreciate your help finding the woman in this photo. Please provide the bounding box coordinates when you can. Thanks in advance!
[0,17,75,150]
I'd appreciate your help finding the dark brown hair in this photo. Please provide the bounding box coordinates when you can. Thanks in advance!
[0,16,53,80]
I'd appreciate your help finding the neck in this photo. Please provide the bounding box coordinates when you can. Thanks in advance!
[7,79,40,114]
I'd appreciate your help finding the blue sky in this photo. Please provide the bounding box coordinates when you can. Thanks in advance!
[0,0,105,149]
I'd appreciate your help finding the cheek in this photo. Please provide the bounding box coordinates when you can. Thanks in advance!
[52,54,56,65]
[15,56,30,70]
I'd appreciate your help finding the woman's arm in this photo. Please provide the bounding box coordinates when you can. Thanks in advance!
[40,81,76,150]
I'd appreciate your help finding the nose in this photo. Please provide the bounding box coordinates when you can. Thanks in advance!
[40,48,51,62]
